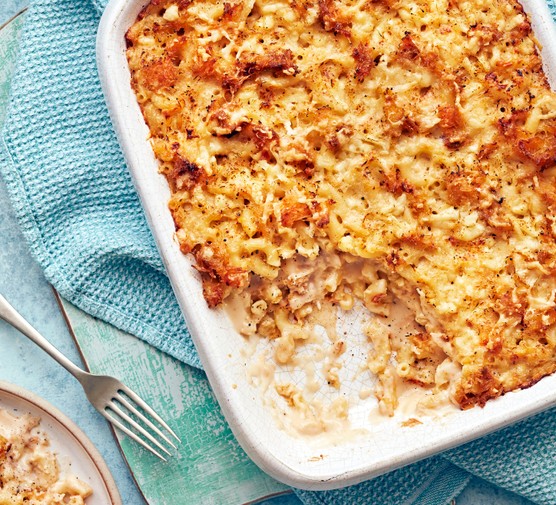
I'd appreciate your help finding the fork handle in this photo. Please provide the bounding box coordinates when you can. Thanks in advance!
[0,294,87,380]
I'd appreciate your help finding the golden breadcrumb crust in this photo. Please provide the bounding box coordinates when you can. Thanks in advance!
[126,0,556,411]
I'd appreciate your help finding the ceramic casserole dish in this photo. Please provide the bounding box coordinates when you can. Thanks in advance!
[97,0,556,490]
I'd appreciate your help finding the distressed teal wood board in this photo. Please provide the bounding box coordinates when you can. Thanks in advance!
[0,10,25,124]
[59,298,291,505]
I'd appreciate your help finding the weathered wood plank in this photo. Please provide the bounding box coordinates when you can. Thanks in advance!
[0,10,26,123]
[58,298,290,505]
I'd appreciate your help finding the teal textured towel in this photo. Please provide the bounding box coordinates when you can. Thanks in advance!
[1,0,555,504]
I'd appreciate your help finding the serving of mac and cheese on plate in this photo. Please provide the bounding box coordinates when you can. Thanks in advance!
[0,408,93,504]
[0,382,120,503]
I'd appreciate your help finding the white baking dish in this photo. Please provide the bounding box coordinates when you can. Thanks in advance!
[97,1,556,490]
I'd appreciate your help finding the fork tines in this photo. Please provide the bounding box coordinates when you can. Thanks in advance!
[101,385,180,461]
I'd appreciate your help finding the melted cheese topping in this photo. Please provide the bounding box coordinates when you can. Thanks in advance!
[126,0,556,414]
[0,409,92,504]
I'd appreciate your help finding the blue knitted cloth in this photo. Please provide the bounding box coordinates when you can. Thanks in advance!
[1,1,555,504]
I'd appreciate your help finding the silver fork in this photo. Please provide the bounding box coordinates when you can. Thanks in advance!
[0,294,180,461]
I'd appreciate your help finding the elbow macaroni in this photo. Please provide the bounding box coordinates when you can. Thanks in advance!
[127,0,556,413]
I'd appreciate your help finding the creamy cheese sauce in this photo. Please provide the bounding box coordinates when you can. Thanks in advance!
[229,279,459,441]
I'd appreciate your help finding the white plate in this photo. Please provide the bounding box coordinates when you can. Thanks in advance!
[97,1,556,490]
[0,381,121,505]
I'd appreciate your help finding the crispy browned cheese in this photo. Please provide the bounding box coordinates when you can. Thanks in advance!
[126,0,556,411]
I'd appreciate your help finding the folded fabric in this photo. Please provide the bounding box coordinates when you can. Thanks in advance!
[1,0,555,504]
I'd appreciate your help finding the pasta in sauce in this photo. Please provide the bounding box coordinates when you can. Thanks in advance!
[126,0,556,416]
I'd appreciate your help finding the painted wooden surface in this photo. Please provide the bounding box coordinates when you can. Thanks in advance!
[59,299,291,505]
[0,6,535,505]
[0,8,25,123]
